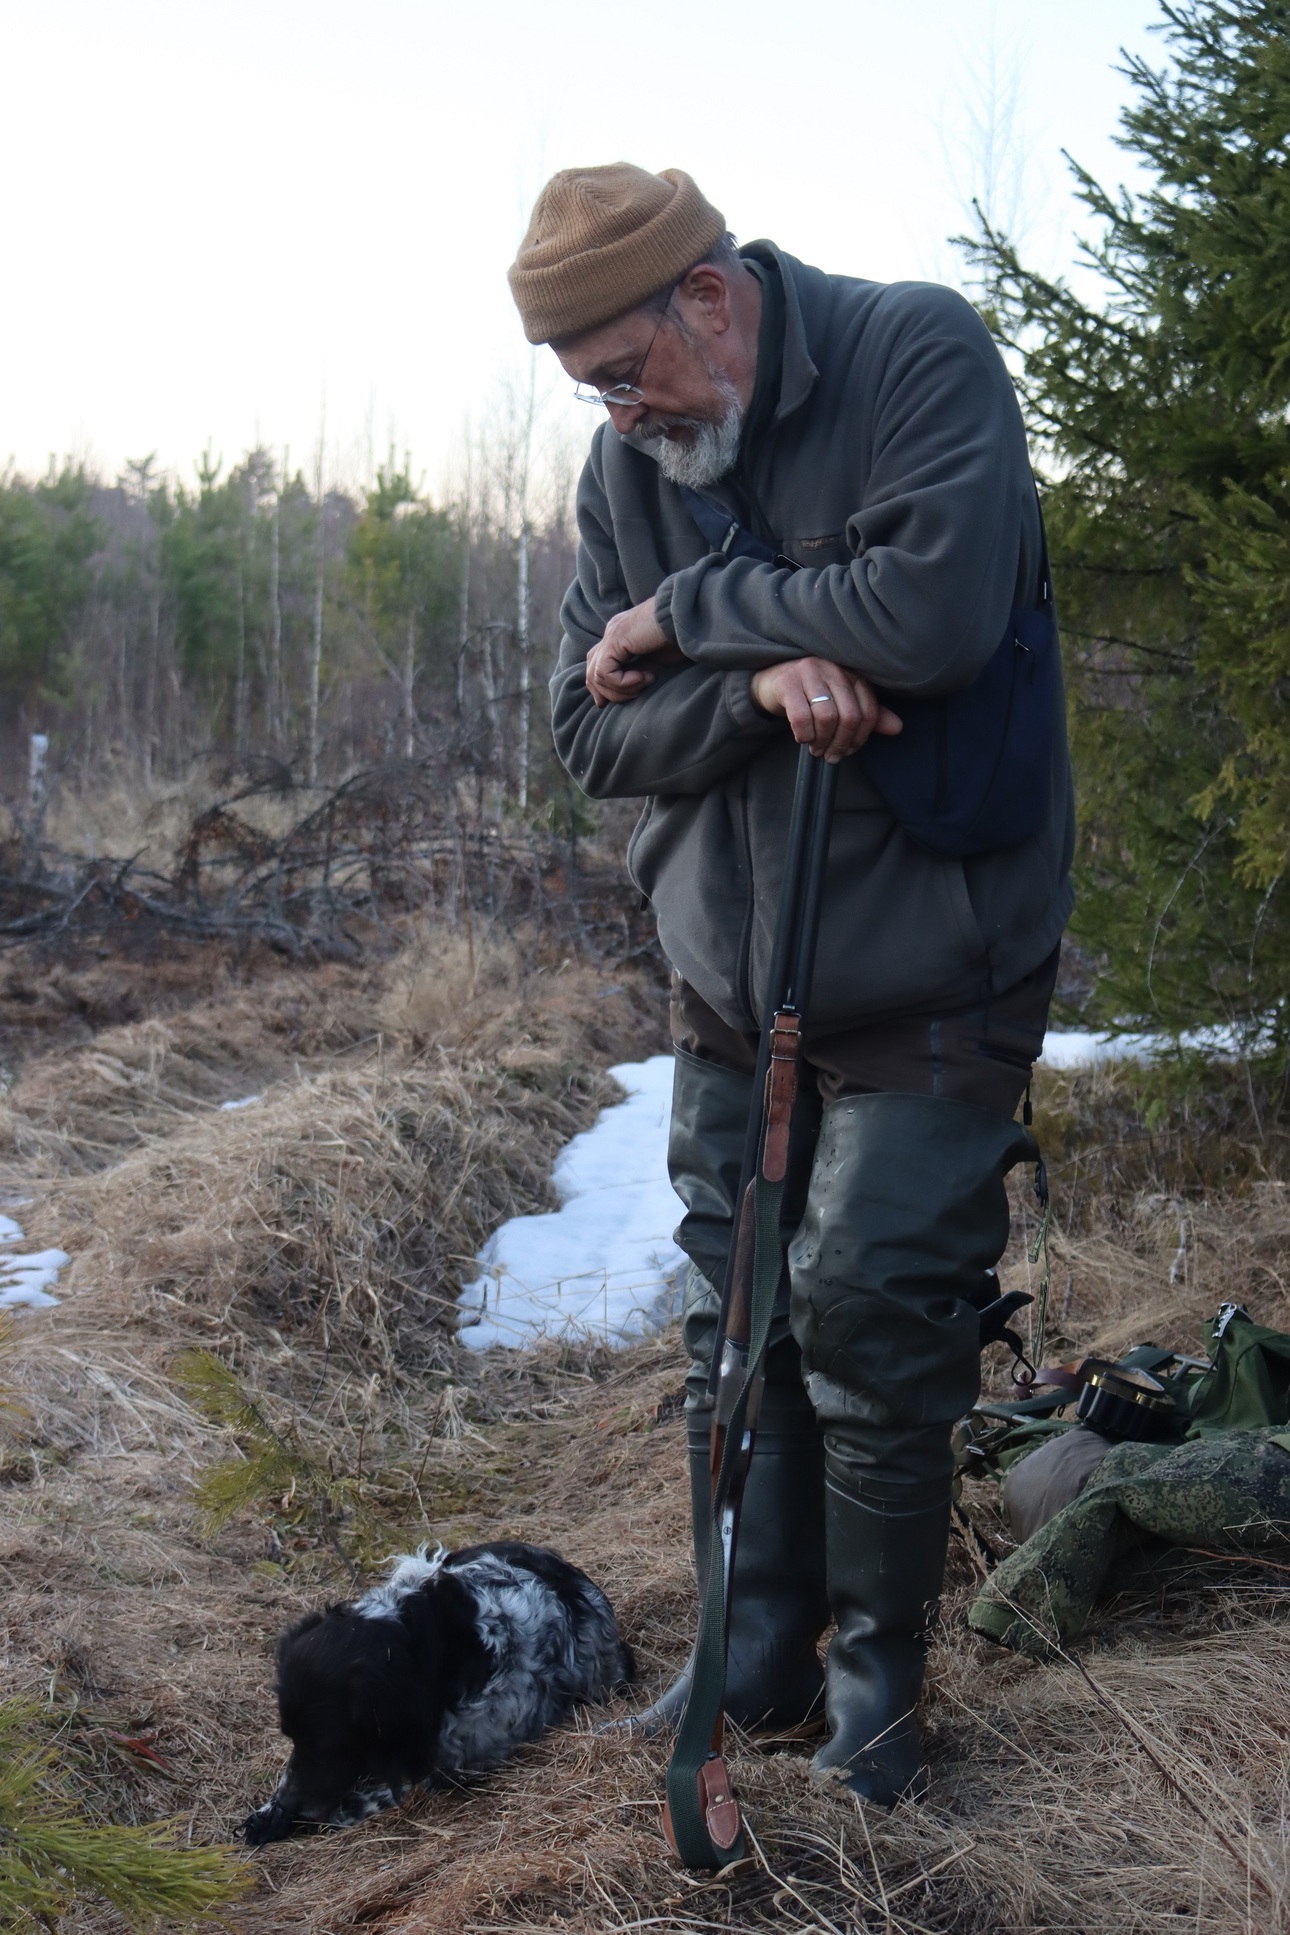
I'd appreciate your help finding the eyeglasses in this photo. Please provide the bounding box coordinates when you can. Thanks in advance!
[572,292,674,409]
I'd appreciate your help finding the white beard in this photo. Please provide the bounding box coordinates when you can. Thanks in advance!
[643,376,744,490]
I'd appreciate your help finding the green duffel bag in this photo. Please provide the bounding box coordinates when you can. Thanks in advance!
[1185,1302,1290,1435]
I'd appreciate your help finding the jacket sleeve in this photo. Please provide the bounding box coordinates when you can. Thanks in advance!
[654,286,1030,698]
[550,431,782,801]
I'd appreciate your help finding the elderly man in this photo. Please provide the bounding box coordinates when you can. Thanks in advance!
[508,165,1072,1805]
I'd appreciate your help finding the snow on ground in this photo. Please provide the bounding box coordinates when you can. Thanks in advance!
[1040,1025,1252,1069]
[456,1024,1244,1353]
[1040,1029,1158,1069]
[0,1211,69,1310]
[457,1056,687,1352]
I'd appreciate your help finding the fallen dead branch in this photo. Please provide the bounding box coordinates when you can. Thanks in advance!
[0,757,655,968]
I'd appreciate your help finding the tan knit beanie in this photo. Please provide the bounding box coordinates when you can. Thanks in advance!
[508,164,726,345]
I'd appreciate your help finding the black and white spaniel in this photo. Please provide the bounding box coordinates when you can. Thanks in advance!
[243,1540,632,1844]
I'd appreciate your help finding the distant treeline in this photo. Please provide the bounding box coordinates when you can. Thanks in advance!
[0,414,575,812]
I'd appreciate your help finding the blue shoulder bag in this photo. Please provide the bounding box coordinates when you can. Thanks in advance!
[678,485,1059,859]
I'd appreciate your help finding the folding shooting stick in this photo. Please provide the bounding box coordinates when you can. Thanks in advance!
[663,744,838,1869]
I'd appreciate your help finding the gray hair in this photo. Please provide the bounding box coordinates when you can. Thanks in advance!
[638,232,743,318]
[694,230,742,274]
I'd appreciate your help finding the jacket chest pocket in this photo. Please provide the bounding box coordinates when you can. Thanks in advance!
[785,531,850,569]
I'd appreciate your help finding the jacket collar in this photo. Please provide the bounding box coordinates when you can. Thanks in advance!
[739,240,819,423]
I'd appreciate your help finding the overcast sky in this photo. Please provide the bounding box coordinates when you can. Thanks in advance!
[0,0,1164,495]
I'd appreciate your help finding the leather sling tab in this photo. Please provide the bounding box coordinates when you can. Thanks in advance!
[698,1756,742,1852]
[661,1755,741,1863]
[761,1012,801,1184]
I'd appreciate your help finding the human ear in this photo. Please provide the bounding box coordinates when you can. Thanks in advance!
[675,263,731,336]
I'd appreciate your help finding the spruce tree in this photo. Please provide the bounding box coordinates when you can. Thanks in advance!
[0,1698,247,1929]
[966,0,1290,1051]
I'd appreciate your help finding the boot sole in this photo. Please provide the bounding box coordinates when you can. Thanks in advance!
[808,1758,929,1807]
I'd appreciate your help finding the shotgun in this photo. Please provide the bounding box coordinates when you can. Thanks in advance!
[664,744,837,1869]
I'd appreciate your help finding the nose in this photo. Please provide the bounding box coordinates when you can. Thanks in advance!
[604,398,647,434]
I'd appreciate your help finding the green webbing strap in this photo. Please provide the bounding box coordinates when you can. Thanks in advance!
[665,1170,786,1869]
[1028,1190,1053,1371]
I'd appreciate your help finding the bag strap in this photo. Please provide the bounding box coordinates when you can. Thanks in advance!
[678,485,798,572]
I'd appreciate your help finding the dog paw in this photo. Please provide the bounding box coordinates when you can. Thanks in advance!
[243,1799,294,1846]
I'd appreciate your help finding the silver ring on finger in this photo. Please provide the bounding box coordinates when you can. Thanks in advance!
[809,694,834,706]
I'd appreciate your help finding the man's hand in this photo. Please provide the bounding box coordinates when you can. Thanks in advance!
[750,657,902,762]
[585,598,684,706]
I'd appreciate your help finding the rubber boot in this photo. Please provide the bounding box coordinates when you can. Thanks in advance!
[809,1464,950,1803]
[787,1092,1038,1802]
[614,1377,829,1738]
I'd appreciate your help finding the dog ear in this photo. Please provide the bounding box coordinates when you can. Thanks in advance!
[347,1662,390,1735]
[275,1610,324,1663]
[280,1609,324,1642]
[274,1609,324,1671]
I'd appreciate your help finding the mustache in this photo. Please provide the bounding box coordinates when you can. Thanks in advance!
[635,413,710,442]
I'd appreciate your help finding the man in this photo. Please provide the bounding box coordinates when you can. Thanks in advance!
[508,164,1073,1805]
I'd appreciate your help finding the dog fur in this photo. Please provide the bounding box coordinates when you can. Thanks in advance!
[243,1540,633,1843]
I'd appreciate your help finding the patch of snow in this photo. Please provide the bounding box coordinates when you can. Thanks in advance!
[0,1215,68,1310]
[458,1056,687,1352]
[1041,1029,1157,1069]
[220,1094,263,1111]
[457,1025,1265,1353]
[1040,1024,1256,1069]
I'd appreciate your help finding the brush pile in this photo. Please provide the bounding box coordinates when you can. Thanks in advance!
[0,758,655,967]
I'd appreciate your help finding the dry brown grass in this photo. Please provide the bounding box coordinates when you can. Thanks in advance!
[2,947,1290,1933]
[3,932,663,1396]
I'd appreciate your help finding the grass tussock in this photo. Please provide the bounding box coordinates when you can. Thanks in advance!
[41,1051,614,1373]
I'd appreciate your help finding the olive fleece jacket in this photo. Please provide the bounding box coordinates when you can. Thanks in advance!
[550,242,1075,1035]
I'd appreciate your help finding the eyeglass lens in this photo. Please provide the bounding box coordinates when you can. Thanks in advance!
[572,292,672,408]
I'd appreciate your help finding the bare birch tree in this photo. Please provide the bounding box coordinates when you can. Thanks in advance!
[515,355,536,811]
[307,424,326,787]
[268,451,285,753]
